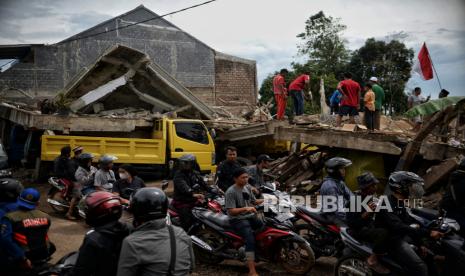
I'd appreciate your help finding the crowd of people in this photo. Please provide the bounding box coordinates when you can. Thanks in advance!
[272,70,451,132]
[1,143,464,276]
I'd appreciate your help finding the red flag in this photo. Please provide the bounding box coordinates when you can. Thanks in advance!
[413,43,433,80]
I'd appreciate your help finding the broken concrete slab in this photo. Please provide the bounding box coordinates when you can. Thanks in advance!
[423,157,460,191]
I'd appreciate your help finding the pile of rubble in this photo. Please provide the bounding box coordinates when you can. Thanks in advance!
[265,147,327,195]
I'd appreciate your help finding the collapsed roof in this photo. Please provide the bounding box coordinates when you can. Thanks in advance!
[62,44,215,120]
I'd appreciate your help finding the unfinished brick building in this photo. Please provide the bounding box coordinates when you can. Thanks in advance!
[0,5,257,109]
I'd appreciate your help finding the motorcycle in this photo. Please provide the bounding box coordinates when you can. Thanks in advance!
[47,177,76,214]
[190,205,316,275]
[37,251,78,276]
[293,205,344,258]
[335,212,465,276]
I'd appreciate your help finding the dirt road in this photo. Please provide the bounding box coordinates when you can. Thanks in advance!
[36,182,335,275]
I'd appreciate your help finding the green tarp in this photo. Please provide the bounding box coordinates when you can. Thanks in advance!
[404,96,465,118]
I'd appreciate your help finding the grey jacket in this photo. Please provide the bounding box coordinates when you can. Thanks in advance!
[117,219,194,276]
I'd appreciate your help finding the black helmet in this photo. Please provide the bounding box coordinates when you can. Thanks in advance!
[178,154,196,171]
[325,157,352,177]
[388,171,425,198]
[0,178,23,202]
[357,172,379,190]
[99,155,117,165]
[129,187,168,221]
[84,191,122,227]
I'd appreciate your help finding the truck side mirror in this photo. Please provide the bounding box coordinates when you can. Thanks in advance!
[209,128,216,139]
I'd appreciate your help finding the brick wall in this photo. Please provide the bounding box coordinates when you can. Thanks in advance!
[214,52,257,106]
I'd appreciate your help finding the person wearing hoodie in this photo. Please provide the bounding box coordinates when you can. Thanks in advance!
[70,191,131,276]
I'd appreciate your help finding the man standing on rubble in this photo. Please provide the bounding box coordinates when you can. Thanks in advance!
[336,72,361,127]
[216,146,241,192]
[289,72,311,116]
[408,87,430,132]
[369,77,385,130]
[273,69,289,120]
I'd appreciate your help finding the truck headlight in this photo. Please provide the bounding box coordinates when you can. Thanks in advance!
[211,152,216,165]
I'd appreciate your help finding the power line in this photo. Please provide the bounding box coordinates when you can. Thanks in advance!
[65,0,218,43]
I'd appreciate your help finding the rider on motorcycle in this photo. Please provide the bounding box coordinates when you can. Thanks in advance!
[112,164,145,204]
[3,188,55,273]
[70,191,130,276]
[75,153,98,195]
[225,167,264,276]
[375,171,444,276]
[247,154,274,195]
[346,172,390,274]
[0,178,23,273]
[441,158,465,237]
[319,157,354,226]
[216,146,241,192]
[54,146,76,181]
[117,188,194,276]
[71,146,84,171]
[94,155,117,192]
[172,154,208,231]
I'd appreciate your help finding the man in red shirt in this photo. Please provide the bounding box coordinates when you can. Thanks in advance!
[336,72,361,127]
[272,69,289,120]
[289,72,310,116]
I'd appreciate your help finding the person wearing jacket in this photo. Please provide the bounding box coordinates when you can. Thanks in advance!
[375,171,443,276]
[94,155,117,192]
[53,146,76,181]
[440,159,465,237]
[112,164,145,204]
[117,187,194,276]
[319,157,354,225]
[346,172,389,274]
[74,153,98,195]
[70,191,130,276]
[216,146,241,192]
[0,178,23,273]
[172,154,208,231]
[3,188,55,273]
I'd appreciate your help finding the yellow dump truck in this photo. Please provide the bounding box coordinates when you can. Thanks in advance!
[0,105,216,179]
[40,118,216,173]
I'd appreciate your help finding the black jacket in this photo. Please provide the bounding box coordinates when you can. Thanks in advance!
[70,221,131,276]
[375,195,429,244]
[53,156,76,181]
[173,170,208,204]
[216,160,241,192]
[441,169,465,213]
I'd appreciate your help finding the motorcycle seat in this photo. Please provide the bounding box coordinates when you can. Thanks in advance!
[410,208,439,221]
[199,209,232,229]
[297,206,336,225]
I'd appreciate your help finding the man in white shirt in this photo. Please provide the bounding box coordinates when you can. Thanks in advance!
[408,87,430,132]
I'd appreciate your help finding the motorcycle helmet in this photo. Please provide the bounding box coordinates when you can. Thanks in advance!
[325,157,352,178]
[129,187,168,221]
[99,155,118,165]
[178,154,196,172]
[357,172,379,190]
[84,191,122,227]
[388,171,425,199]
[0,178,23,202]
[78,152,94,167]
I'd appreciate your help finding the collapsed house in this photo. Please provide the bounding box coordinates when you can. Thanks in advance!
[0,5,257,116]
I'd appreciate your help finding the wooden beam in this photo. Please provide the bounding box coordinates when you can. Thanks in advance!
[423,158,459,191]
[274,127,402,155]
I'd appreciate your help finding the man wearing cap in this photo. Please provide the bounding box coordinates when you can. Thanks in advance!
[368,77,385,130]
[71,146,84,172]
[247,154,274,193]
[2,188,55,273]
[346,172,390,274]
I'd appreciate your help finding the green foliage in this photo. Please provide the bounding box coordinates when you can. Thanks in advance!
[297,11,350,74]
[348,38,414,114]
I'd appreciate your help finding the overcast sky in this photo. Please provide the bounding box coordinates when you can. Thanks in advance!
[1,0,464,97]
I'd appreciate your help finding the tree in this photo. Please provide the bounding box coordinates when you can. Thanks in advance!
[297,11,350,75]
[348,38,414,115]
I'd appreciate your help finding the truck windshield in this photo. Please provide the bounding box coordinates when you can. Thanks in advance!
[174,122,209,145]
